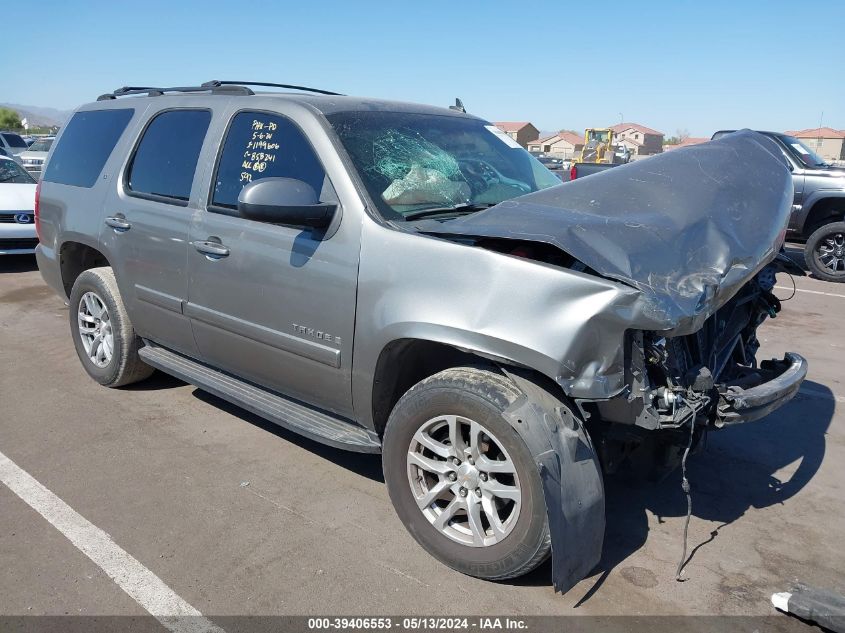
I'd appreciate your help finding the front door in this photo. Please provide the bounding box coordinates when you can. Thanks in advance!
[186,109,360,417]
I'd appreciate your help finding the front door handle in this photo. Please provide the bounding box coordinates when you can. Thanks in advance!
[193,240,230,259]
[105,215,131,232]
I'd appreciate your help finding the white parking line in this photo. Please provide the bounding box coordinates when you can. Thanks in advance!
[0,449,224,633]
[776,285,845,299]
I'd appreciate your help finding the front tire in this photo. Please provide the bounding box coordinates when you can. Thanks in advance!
[383,366,551,581]
[68,267,154,387]
[805,221,845,282]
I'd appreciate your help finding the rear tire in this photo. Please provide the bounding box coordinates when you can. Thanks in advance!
[383,366,551,581]
[68,267,154,387]
[805,221,845,282]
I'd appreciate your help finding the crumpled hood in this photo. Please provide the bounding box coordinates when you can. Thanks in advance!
[425,130,793,333]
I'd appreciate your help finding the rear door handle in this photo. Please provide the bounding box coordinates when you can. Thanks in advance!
[193,240,230,259]
[104,215,131,232]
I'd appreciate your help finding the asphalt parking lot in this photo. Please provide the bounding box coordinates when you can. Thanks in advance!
[0,246,842,626]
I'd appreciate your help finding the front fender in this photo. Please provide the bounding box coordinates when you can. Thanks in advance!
[352,223,651,429]
[502,368,605,593]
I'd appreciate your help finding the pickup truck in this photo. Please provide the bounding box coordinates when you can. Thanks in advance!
[568,160,618,180]
[35,83,806,594]
[713,130,845,282]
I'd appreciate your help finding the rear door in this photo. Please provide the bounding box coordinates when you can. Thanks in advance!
[186,108,361,417]
[100,107,213,357]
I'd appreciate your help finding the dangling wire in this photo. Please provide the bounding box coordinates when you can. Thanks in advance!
[675,414,696,581]
[775,272,797,302]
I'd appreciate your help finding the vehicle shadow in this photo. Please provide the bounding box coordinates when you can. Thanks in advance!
[510,380,834,599]
[782,243,808,272]
[0,254,38,273]
[190,388,385,483]
[119,370,187,391]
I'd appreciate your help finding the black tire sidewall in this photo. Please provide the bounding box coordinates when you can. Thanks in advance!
[68,271,126,386]
[383,378,548,579]
[805,221,845,282]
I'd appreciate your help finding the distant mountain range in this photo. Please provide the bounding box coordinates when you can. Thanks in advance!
[1,103,71,128]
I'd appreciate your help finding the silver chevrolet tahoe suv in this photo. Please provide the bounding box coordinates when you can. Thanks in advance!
[36,81,807,592]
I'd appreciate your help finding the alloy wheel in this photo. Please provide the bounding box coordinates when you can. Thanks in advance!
[77,291,114,367]
[815,231,845,276]
[406,415,521,547]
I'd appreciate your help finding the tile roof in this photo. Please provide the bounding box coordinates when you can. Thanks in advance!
[610,122,664,136]
[558,131,583,146]
[528,131,583,147]
[785,127,845,139]
[493,122,535,133]
[528,134,559,145]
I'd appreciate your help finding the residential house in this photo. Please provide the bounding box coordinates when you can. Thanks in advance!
[526,131,584,159]
[610,123,664,156]
[785,127,845,162]
[493,122,539,149]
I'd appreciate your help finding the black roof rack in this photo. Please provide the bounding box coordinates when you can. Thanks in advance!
[96,81,343,102]
[97,84,254,101]
[201,80,343,96]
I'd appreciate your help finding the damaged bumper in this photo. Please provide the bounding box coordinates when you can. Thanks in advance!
[718,352,807,425]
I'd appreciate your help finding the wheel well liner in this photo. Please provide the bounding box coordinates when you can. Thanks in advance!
[59,241,110,298]
[371,339,505,436]
[805,197,845,236]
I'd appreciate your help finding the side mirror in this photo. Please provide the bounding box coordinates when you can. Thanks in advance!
[237,177,337,228]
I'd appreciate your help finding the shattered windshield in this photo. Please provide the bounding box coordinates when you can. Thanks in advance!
[326,111,560,220]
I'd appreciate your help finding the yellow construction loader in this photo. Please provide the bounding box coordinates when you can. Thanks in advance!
[576,128,629,164]
[569,128,631,179]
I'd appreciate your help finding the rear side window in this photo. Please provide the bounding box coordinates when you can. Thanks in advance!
[127,109,211,203]
[210,111,329,210]
[43,109,133,188]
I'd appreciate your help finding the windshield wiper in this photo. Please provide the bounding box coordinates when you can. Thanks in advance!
[404,202,496,221]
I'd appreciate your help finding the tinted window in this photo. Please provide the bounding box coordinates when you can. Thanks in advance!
[211,111,328,210]
[2,133,28,148]
[43,109,133,187]
[128,110,211,202]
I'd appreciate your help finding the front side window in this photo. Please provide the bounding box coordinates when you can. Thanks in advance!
[127,110,211,202]
[43,109,134,188]
[211,111,330,211]
[779,135,829,168]
[326,111,560,220]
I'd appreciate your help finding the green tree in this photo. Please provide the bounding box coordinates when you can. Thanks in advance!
[0,108,23,130]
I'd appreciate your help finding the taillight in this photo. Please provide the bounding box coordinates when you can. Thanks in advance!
[570,164,577,180]
[34,180,42,241]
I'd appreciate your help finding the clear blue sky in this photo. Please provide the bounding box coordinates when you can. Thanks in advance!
[3,0,843,137]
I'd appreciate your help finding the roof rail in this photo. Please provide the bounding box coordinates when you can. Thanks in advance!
[202,80,343,96]
[96,84,254,101]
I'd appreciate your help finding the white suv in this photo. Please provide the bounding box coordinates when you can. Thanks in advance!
[0,155,37,254]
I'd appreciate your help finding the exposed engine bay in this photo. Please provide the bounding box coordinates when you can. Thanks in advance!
[471,237,807,435]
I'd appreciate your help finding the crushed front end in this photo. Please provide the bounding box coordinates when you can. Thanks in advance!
[592,255,807,436]
[418,129,807,590]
